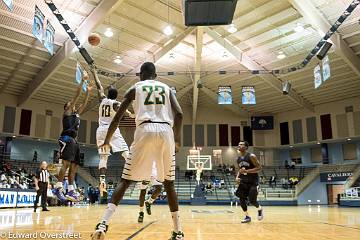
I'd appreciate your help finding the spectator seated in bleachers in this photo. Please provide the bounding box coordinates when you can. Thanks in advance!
[220,178,226,189]
[289,177,299,188]
[213,178,221,188]
[290,161,296,169]
[285,160,290,169]
[259,176,266,185]
[269,175,277,188]
[205,182,213,195]
[281,177,288,189]
[185,170,194,181]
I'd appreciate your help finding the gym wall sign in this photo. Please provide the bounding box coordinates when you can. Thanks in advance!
[320,172,353,183]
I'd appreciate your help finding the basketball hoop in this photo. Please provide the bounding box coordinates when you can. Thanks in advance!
[187,155,212,185]
[195,162,204,185]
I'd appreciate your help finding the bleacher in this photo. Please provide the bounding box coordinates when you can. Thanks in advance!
[85,164,299,203]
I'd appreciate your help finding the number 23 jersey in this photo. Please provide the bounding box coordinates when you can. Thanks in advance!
[98,98,118,127]
[133,80,174,127]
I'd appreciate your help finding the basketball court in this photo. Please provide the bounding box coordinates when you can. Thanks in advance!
[1,205,360,239]
[1,0,360,239]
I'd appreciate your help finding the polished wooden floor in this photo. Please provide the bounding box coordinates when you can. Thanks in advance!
[1,204,360,240]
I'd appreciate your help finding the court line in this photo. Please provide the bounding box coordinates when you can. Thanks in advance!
[320,222,360,231]
[126,221,157,239]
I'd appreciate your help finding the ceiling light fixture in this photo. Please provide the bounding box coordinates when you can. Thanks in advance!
[294,23,304,33]
[277,51,286,59]
[114,56,122,64]
[222,51,229,58]
[347,138,351,141]
[164,0,173,36]
[163,25,173,36]
[227,23,237,34]
[104,28,113,38]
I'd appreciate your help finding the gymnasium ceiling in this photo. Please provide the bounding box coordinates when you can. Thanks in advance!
[1,0,360,117]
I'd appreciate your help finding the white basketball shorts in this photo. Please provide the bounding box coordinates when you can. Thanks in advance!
[96,126,129,154]
[122,123,176,182]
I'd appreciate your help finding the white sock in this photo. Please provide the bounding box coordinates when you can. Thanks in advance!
[140,206,144,212]
[68,185,74,191]
[171,211,182,233]
[147,197,155,204]
[102,203,117,224]
[55,182,63,189]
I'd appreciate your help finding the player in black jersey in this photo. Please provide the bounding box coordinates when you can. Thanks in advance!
[235,140,264,223]
[54,72,92,203]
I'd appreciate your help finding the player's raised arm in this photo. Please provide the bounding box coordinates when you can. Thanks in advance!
[103,86,136,146]
[77,82,93,115]
[90,66,106,102]
[65,77,84,115]
[169,90,183,149]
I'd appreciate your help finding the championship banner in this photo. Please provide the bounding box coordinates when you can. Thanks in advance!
[242,86,256,105]
[218,86,232,105]
[33,6,45,42]
[44,20,55,55]
[251,116,274,130]
[314,64,322,89]
[322,55,331,81]
[2,0,14,11]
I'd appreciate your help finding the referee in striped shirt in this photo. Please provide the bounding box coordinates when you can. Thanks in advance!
[34,161,50,212]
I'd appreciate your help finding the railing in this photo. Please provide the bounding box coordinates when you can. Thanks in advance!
[263,188,296,199]
[295,167,319,196]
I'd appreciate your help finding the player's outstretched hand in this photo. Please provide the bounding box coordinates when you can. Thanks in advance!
[99,143,111,155]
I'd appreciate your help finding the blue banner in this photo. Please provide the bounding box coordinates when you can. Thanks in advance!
[314,64,322,89]
[2,0,14,11]
[33,6,45,42]
[75,62,83,85]
[322,55,331,81]
[44,20,55,55]
[251,116,274,130]
[218,86,232,105]
[242,86,256,105]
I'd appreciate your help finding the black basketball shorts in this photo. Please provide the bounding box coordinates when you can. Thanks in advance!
[58,135,80,164]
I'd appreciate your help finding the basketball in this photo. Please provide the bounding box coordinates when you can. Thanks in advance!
[88,33,101,46]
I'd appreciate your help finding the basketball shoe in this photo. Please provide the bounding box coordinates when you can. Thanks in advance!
[91,222,108,240]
